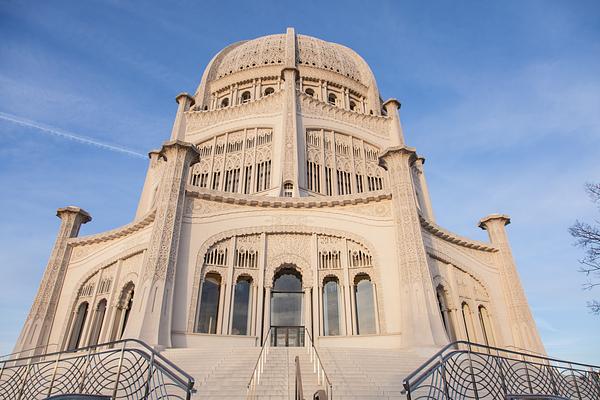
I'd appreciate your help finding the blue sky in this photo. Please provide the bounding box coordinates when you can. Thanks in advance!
[1,1,599,362]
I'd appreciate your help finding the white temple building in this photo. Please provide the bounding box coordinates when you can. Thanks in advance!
[11,28,547,398]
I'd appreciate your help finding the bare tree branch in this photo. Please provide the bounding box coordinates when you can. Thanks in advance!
[570,182,600,314]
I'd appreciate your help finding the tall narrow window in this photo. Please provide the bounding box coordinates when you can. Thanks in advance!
[68,302,89,350]
[478,306,495,346]
[88,299,107,346]
[244,166,252,194]
[323,278,341,336]
[196,273,222,334]
[354,274,376,335]
[212,171,221,190]
[461,302,476,342]
[436,286,456,342]
[325,167,333,196]
[356,174,364,193]
[231,277,252,335]
[255,160,271,192]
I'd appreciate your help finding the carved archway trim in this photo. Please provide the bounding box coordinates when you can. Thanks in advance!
[187,225,385,333]
[58,246,146,349]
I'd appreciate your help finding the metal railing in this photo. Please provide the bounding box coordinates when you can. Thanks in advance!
[303,327,333,399]
[0,343,58,362]
[247,327,272,398]
[403,341,600,400]
[0,339,195,400]
[295,355,304,400]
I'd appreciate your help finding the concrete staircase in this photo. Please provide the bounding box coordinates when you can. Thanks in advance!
[319,347,434,399]
[161,346,260,399]
[250,347,326,400]
[161,345,431,399]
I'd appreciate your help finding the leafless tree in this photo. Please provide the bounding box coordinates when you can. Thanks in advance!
[569,183,600,314]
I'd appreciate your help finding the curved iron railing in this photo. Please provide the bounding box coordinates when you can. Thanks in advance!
[403,341,600,400]
[0,339,195,400]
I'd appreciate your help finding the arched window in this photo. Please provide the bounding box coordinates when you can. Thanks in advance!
[88,299,107,346]
[68,302,89,350]
[436,285,456,341]
[240,91,251,103]
[196,273,222,334]
[283,182,293,197]
[220,98,229,108]
[323,277,341,336]
[305,88,315,97]
[108,282,135,341]
[272,267,303,328]
[478,305,495,346]
[349,101,357,111]
[264,87,275,96]
[354,274,376,334]
[328,93,337,106]
[461,302,476,342]
[231,276,252,335]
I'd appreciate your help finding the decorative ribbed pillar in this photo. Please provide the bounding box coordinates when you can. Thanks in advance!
[131,140,199,348]
[379,145,447,347]
[479,214,546,354]
[13,206,91,355]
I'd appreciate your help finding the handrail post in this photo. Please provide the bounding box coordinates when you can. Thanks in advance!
[494,348,508,396]
[522,353,533,394]
[548,362,559,396]
[143,350,155,399]
[16,355,33,400]
[78,346,93,393]
[569,363,582,400]
[112,341,126,399]
[439,354,451,399]
[47,351,62,397]
[466,342,479,400]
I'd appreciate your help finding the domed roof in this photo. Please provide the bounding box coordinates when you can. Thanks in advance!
[211,33,365,84]
[194,28,381,111]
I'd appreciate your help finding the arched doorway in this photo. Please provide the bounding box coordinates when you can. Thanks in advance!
[271,266,304,346]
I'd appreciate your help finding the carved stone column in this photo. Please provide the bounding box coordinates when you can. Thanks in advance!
[13,206,91,355]
[132,140,199,348]
[479,214,546,354]
[379,146,447,347]
[413,157,435,222]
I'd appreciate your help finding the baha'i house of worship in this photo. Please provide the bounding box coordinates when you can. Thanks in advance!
[8,28,572,400]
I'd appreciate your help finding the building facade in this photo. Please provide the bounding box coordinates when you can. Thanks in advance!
[13,28,545,357]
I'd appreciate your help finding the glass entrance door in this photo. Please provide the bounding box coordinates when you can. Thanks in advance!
[271,266,304,346]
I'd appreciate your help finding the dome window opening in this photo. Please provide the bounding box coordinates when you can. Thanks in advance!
[328,93,337,106]
[283,182,293,197]
[241,91,251,104]
[220,98,230,108]
[349,101,357,111]
[264,87,275,96]
[305,88,315,97]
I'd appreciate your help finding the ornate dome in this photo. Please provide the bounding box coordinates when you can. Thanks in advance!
[194,28,380,108]
[211,33,364,84]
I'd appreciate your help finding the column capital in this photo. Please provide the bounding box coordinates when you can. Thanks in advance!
[382,98,401,112]
[175,92,194,106]
[158,140,200,162]
[478,213,511,230]
[56,206,92,224]
[378,145,417,170]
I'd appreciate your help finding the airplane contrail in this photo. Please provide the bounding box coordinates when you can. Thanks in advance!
[0,111,147,159]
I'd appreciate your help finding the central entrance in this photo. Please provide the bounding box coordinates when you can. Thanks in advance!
[271,266,304,346]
